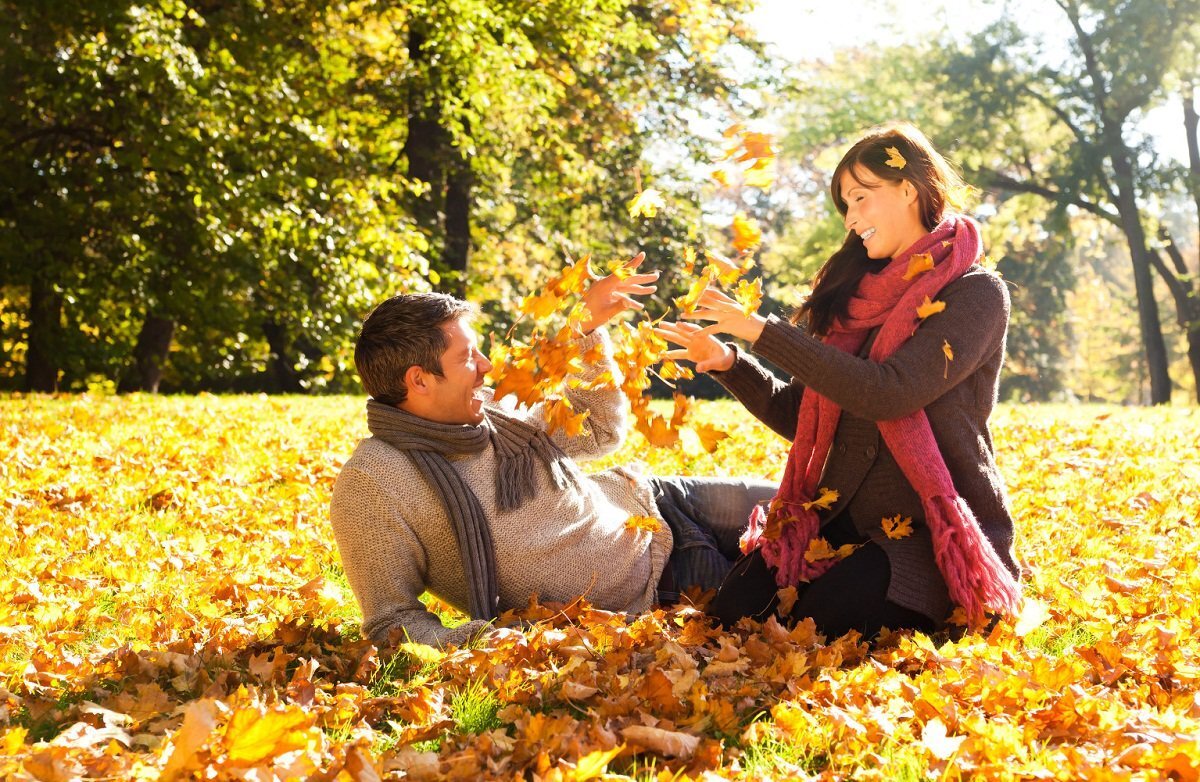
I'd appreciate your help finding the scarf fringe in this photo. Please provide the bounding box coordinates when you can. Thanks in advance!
[924,494,1022,620]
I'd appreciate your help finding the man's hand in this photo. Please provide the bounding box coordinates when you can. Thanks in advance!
[655,320,736,373]
[681,287,767,344]
[580,251,659,333]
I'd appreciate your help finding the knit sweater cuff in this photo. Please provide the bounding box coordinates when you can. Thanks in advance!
[751,314,824,382]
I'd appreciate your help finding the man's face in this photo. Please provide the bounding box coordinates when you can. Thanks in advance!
[423,317,493,425]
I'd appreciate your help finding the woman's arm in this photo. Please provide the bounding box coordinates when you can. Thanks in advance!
[709,346,805,439]
[751,270,1009,421]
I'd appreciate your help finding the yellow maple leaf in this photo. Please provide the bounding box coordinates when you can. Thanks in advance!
[624,515,662,534]
[916,295,946,320]
[801,487,839,511]
[627,187,665,219]
[574,744,626,780]
[732,212,762,253]
[733,277,763,318]
[902,252,935,281]
[882,514,914,539]
[884,146,907,169]
[804,536,838,563]
[636,411,679,448]
[711,168,729,186]
[682,246,698,275]
[775,585,799,616]
[520,289,563,320]
[553,254,594,295]
[743,158,775,189]
[705,250,754,288]
[674,266,714,314]
[224,705,313,765]
[943,339,954,379]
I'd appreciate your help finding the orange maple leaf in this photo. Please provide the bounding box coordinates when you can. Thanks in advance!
[743,158,775,189]
[553,255,594,295]
[804,537,838,563]
[884,146,907,169]
[902,252,935,281]
[942,339,954,379]
[625,515,662,534]
[882,514,914,540]
[694,423,728,454]
[916,295,946,320]
[732,212,762,253]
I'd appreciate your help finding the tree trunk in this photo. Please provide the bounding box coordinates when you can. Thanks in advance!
[262,319,302,393]
[24,271,62,392]
[402,24,447,237]
[1109,148,1173,404]
[117,314,175,393]
[443,154,473,298]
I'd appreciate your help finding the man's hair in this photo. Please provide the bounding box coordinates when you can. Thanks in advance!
[354,292,477,405]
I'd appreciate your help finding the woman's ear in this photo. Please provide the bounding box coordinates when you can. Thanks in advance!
[902,180,919,205]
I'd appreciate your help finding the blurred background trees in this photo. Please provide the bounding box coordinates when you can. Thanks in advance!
[2,0,1197,403]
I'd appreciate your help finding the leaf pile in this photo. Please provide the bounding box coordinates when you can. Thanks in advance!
[1,396,1199,779]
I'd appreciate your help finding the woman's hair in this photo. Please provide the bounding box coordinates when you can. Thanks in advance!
[793,122,974,336]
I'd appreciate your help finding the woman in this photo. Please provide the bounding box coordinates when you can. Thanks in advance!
[657,123,1021,640]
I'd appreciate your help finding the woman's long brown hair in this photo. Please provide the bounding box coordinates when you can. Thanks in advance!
[793,123,973,336]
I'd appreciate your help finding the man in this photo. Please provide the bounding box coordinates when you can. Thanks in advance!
[330,256,774,647]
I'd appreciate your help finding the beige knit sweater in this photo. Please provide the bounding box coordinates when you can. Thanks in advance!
[330,328,673,647]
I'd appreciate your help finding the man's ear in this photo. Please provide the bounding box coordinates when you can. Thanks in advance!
[403,364,431,398]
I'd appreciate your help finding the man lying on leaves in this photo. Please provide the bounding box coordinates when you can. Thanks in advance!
[330,255,773,647]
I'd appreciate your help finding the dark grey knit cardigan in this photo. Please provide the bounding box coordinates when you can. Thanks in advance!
[711,266,1020,623]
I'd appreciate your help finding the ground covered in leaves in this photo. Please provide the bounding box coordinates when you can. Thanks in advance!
[1,395,1198,780]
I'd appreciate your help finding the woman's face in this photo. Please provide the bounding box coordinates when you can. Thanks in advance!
[838,165,927,260]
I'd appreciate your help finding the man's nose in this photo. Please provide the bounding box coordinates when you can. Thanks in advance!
[477,351,494,375]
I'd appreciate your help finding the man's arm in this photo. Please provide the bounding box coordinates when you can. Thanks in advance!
[532,326,628,460]
[330,465,489,647]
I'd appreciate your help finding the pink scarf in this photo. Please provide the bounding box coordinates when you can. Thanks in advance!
[741,215,1021,620]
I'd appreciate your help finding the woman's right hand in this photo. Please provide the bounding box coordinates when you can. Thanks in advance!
[655,320,736,373]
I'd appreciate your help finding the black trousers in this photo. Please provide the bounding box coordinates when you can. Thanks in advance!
[707,542,937,641]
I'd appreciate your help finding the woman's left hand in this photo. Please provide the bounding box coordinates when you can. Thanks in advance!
[683,287,767,344]
[580,251,659,333]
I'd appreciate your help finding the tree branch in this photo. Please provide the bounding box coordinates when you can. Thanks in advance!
[972,165,1119,225]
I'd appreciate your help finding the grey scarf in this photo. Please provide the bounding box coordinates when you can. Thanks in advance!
[365,399,582,620]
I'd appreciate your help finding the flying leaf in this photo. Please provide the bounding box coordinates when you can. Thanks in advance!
[674,266,715,314]
[775,585,799,616]
[544,398,590,439]
[627,188,665,219]
[882,515,914,540]
[916,295,946,320]
[520,289,563,320]
[694,423,729,454]
[711,168,729,186]
[731,212,762,253]
[682,246,698,275]
[884,146,907,169]
[902,252,935,281]
[733,277,763,318]
[554,255,594,295]
[743,158,775,189]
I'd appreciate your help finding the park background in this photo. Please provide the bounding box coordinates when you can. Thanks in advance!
[2,0,1199,404]
[3,1,1200,780]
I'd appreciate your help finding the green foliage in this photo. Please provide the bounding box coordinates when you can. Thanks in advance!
[1,0,766,392]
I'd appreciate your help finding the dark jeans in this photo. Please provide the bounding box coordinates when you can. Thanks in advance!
[649,476,776,603]
[708,543,938,640]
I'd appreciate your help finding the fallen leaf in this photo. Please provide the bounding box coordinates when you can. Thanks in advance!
[620,725,699,759]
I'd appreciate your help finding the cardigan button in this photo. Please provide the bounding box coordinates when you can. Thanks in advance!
[837,442,847,455]
[865,445,878,459]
